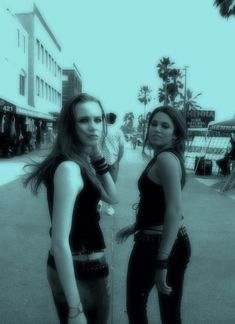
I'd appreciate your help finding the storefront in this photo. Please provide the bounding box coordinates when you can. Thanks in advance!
[0,99,56,157]
[0,98,17,157]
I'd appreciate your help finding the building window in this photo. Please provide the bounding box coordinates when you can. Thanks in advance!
[45,50,48,67]
[49,86,51,101]
[49,55,51,70]
[36,76,40,96]
[23,35,26,53]
[17,29,20,47]
[36,39,40,60]
[52,58,54,74]
[19,74,25,96]
[41,80,44,98]
[41,45,44,64]
[45,83,48,100]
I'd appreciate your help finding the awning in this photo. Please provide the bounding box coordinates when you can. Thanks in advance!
[208,118,235,132]
[16,106,56,121]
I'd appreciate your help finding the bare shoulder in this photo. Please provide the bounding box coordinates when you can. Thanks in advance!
[157,151,181,174]
[54,161,83,190]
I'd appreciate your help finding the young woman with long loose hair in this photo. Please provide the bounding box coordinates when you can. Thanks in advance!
[25,93,118,324]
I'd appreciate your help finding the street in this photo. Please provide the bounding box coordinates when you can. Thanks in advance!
[0,145,235,323]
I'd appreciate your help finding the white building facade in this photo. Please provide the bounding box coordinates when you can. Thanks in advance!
[0,4,63,157]
[0,7,28,115]
[17,4,62,118]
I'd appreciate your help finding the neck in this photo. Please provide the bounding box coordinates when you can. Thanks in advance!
[153,143,174,156]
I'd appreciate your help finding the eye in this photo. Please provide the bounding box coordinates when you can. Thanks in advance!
[162,124,169,129]
[151,121,158,127]
[77,118,89,123]
[94,117,102,123]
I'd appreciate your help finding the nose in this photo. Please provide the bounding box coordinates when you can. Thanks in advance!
[88,120,97,131]
[152,124,161,132]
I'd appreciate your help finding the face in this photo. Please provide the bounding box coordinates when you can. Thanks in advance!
[148,111,176,149]
[74,101,103,147]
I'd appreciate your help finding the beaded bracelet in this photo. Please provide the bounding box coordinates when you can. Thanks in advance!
[68,302,83,319]
[157,249,169,257]
[155,258,168,269]
[91,157,109,175]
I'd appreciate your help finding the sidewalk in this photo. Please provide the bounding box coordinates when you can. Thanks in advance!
[0,146,235,323]
[0,148,49,186]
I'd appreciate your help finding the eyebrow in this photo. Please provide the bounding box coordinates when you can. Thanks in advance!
[76,115,102,119]
[152,119,170,125]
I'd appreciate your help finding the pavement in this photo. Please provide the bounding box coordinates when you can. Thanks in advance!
[0,145,235,323]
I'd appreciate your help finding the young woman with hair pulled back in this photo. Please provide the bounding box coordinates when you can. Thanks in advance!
[117,106,191,324]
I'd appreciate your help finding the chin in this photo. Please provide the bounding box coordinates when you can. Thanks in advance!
[150,139,163,146]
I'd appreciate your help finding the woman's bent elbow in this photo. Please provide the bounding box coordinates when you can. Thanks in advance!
[51,241,70,255]
[110,197,119,204]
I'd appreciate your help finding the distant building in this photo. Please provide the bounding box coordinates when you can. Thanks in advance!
[0,7,28,120]
[0,4,63,156]
[16,4,62,118]
[62,64,82,107]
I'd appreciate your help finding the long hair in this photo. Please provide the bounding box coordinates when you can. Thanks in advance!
[142,106,187,185]
[24,93,107,194]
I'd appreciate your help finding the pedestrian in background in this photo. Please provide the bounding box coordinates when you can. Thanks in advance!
[131,134,138,150]
[102,112,125,216]
[116,106,191,324]
[24,93,118,324]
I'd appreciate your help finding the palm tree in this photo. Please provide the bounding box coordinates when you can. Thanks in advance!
[121,112,135,134]
[157,57,183,106]
[214,0,235,18]
[175,89,202,114]
[138,86,152,139]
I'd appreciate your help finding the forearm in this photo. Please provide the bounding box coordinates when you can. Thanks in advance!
[158,207,182,256]
[52,244,80,307]
[117,144,124,161]
[90,153,118,204]
[97,172,119,204]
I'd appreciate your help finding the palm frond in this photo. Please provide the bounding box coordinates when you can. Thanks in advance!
[214,0,235,18]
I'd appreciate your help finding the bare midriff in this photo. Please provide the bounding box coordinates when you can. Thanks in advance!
[142,220,184,234]
[72,251,105,261]
[50,249,105,261]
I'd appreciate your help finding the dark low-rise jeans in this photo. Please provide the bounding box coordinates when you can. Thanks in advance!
[127,228,191,324]
[47,253,110,324]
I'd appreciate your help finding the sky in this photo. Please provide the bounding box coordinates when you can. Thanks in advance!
[3,0,235,124]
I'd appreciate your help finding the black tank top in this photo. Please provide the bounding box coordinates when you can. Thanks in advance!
[44,155,105,253]
[135,149,185,230]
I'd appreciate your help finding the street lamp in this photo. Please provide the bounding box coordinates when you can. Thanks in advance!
[183,66,189,113]
[182,66,190,124]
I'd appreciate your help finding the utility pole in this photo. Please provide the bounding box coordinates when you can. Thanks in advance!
[183,65,189,121]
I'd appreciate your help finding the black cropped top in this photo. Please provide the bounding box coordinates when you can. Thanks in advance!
[135,149,185,230]
[44,155,105,253]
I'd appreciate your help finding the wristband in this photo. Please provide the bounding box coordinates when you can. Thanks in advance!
[91,157,109,175]
[91,156,105,166]
[157,249,169,257]
[155,258,168,269]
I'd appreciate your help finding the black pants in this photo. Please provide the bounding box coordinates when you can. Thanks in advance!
[127,228,191,324]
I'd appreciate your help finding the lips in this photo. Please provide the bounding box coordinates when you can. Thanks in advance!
[88,134,99,139]
[151,134,162,139]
